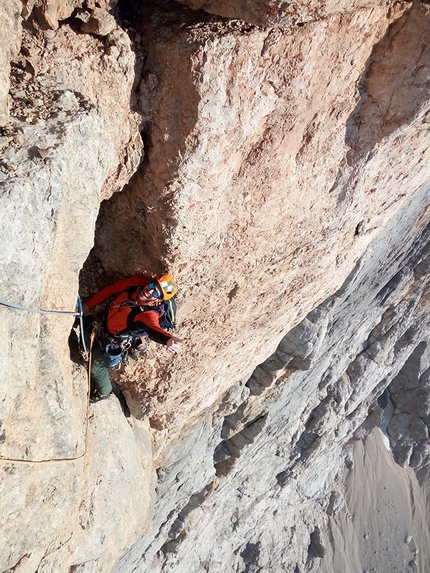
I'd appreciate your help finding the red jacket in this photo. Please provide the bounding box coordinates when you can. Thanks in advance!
[86,276,172,344]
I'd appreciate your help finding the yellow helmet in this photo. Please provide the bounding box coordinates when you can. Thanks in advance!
[155,274,177,300]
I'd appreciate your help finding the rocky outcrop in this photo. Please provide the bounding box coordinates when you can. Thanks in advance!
[112,174,430,573]
[0,4,147,571]
[1,78,111,461]
[22,0,119,30]
[0,51,152,573]
[1,405,152,573]
[387,339,430,478]
[0,0,22,125]
[17,18,143,199]
[174,0,398,28]
[95,1,430,445]
[2,0,430,572]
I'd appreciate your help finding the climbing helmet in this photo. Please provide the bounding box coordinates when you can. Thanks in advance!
[155,274,177,300]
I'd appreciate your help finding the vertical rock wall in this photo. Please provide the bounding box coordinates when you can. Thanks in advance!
[1,0,430,571]
[0,0,22,125]
[174,0,397,27]
[0,4,151,572]
[113,174,430,573]
[387,335,430,477]
[95,1,430,451]
[0,85,112,461]
[1,0,143,459]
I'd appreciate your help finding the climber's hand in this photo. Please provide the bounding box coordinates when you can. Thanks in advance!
[166,337,184,354]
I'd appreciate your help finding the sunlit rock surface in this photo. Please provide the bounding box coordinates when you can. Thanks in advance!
[0,3,148,571]
[1,0,430,571]
[174,0,398,28]
[97,1,430,444]
[112,178,430,573]
[0,0,21,125]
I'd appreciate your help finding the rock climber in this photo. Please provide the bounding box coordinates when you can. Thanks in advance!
[82,274,184,403]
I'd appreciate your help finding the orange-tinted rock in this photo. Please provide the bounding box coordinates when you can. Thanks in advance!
[95,3,430,447]
[174,0,401,28]
[20,23,143,198]
[0,0,22,125]
[30,0,119,30]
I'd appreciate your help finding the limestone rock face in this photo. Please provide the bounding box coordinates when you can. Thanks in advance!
[173,0,398,27]
[0,93,152,571]
[0,0,22,125]
[113,175,430,573]
[0,62,148,573]
[0,8,148,572]
[23,0,119,30]
[96,1,430,445]
[1,80,111,461]
[388,341,430,476]
[80,7,118,36]
[17,21,143,199]
[2,1,430,572]
[1,404,152,573]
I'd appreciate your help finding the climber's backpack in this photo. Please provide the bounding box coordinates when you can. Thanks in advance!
[158,297,177,332]
[124,286,177,333]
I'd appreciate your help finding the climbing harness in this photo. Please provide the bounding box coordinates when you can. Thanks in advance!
[0,300,93,465]
[96,326,135,368]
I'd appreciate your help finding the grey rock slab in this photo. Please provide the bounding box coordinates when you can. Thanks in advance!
[0,87,114,461]
[112,174,430,572]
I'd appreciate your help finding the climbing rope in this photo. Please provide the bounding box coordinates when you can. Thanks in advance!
[0,295,89,360]
[0,298,81,316]
[76,297,89,361]
[0,328,95,466]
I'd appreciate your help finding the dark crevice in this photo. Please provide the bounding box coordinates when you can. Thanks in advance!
[307,527,325,560]
[239,541,262,573]
[159,481,215,554]
[214,413,268,477]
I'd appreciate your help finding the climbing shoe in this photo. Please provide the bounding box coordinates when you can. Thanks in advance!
[89,390,112,404]
[130,337,148,357]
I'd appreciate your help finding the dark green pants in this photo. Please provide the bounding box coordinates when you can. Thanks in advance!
[91,344,113,395]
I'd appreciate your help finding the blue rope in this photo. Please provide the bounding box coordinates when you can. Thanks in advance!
[0,298,80,316]
[0,296,89,360]
[76,297,89,360]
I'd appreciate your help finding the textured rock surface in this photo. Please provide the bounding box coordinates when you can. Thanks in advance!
[173,0,398,27]
[0,405,153,573]
[17,18,143,199]
[95,1,430,445]
[387,340,430,477]
[112,177,430,573]
[25,0,119,30]
[1,0,430,572]
[0,6,148,571]
[80,7,118,36]
[0,79,112,460]
[0,0,22,125]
